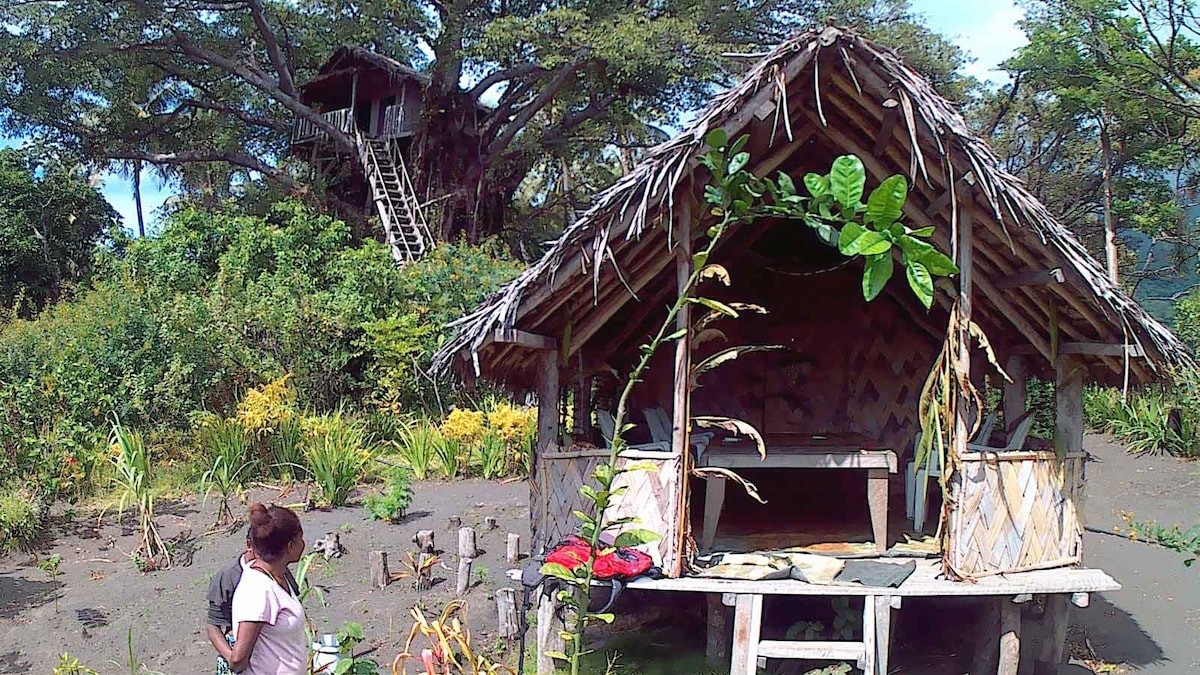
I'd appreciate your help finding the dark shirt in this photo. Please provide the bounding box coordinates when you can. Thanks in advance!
[206,554,299,633]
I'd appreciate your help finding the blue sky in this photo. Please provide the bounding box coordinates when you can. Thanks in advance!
[17,1,1029,232]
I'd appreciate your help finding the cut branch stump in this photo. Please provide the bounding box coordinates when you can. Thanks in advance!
[456,557,473,596]
[506,533,521,564]
[415,553,434,592]
[368,550,389,590]
[413,530,435,554]
[484,516,499,531]
[458,527,478,559]
[496,588,519,639]
[448,516,461,531]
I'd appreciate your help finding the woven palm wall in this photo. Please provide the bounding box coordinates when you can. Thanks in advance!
[536,447,685,574]
[946,451,1085,577]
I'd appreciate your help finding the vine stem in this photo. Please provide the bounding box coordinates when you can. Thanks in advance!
[565,218,729,675]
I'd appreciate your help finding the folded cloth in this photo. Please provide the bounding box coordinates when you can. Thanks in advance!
[692,552,844,585]
[835,560,917,588]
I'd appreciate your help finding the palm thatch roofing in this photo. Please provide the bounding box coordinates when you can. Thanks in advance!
[433,26,1190,387]
[309,46,430,86]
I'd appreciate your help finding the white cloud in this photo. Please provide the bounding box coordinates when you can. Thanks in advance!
[957,4,1027,85]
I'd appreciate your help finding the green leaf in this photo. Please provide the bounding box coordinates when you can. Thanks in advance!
[590,612,616,624]
[777,172,796,197]
[906,225,935,238]
[613,529,663,548]
[865,175,907,226]
[690,297,739,317]
[829,155,866,210]
[544,651,569,661]
[692,251,709,269]
[727,152,750,174]
[729,134,750,157]
[919,249,959,276]
[862,253,894,301]
[906,261,934,309]
[705,128,728,149]
[619,460,661,473]
[540,562,577,582]
[840,225,891,257]
[838,223,866,254]
[804,172,830,198]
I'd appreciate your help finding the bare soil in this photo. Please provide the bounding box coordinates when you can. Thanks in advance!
[0,434,1197,675]
[0,479,529,674]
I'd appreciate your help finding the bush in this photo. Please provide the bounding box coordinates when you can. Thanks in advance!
[0,488,45,551]
[1084,368,1200,457]
[304,411,375,507]
[198,419,255,526]
[364,467,413,523]
[395,421,440,480]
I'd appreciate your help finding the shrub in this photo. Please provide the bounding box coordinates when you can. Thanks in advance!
[440,408,485,445]
[1084,368,1200,457]
[476,431,508,480]
[108,421,170,569]
[395,421,440,480]
[432,434,464,480]
[268,416,308,480]
[364,467,414,523]
[304,411,375,507]
[198,419,255,526]
[0,488,44,551]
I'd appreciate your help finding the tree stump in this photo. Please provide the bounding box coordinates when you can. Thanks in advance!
[413,529,435,554]
[458,527,478,559]
[369,551,389,590]
[448,516,461,531]
[484,516,499,531]
[415,553,434,592]
[506,533,521,564]
[496,588,519,639]
[456,557,473,596]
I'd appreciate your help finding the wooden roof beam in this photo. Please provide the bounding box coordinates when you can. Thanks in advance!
[490,329,556,351]
[1014,342,1146,358]
[873,98,901,155]
[996,268,1065,289]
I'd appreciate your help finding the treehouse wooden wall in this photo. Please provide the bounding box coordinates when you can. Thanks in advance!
[690,265,942,458]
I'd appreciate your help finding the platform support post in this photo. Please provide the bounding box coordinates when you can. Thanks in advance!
[1035,594,1070,674]
[706,593,730,664]
[998,599,1022,675]
[730,594,763,675]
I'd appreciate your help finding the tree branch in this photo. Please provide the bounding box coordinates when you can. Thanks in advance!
[106,148,299,191]
[484,54,586,158]
[244,0,298,97]
[466,63,550,101]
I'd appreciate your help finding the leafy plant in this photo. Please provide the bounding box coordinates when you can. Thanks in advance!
[268,416,308,481]
[54,654,99,675]
[37,553,63,611]
[1116,510,1200,567]
[431,435,464,480]
[476,431,508,480]
[328,622,380,675]
[0,488,44,551]
[391,600,515,675]
[198,419,255,526]
[395,422,440,480]
[364,467,414,523]
[107,420,170,570]
[305,411,375,507]
[295,552,327,607]
[1085,369,1200,457]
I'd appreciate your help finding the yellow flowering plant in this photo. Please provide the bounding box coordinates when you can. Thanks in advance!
[235,375,297,434]
[440,409,484,445]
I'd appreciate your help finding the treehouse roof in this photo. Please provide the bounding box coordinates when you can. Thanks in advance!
[433,26,1191,387]
[301,46,429,98]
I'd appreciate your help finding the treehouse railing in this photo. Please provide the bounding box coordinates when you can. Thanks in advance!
[380,103,415,138]
[291,108,353,144]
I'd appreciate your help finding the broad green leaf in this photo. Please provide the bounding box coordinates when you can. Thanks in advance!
[841,227,890,257]
[705,128,728,149]
[729,134,749,157]
[727,152,750,174]
[919,249,959,276]
[829,155,866,210]
[540,562,576,582]
[572,510,595,525]
[613,529,663,548]
[804,172,830,198]
[777,172,797,197]
[690,297,739,317]
[692,251,709,269]
[838,223,867,254]
[906,225,935,238]
[865,175,907,226]
[590,612,616,624]
[620,460,661,473]
[906,261,934,309]
[862,253,894,301]
[664,328,687,342]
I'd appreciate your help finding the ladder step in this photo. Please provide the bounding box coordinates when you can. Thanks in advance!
[755,641,863,661]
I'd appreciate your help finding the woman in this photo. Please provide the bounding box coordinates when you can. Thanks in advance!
[218,504,307,674]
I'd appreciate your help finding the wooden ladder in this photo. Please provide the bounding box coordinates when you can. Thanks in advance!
[356,132,432,263]
[724,592,897,675]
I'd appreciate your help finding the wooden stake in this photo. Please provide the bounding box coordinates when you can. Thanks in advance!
[998,600,1022,675]
[506,533,521,564]
[484,516,499,531]
[415,553,433,592]
[1036,594,1070,674]
[448,516,461,531]
[413,530,435,554]
[369,551,389,590]
[456,557,473,596]
[458,527,478,559]
[705,594,729,664]
[496,588,519,639]
[536,586,565,675]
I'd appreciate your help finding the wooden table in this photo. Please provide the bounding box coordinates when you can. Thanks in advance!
[697,434,898,553]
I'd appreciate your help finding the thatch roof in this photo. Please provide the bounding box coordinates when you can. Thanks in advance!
[433,26,1191,386]
[309,46,429,86]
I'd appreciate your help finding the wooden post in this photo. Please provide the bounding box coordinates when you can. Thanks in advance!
[484,516,499,531]
[954,208,974,462]
[458,527,478,559]
[349,72,358,124]
[730,594,763,675]
[506,533,521,564]
[496,588,519,640]
[413,530,435,554]
[415,553,433,591]
[1056,355,1084,455]
[456,557,473,596]
[368,551,389,590]
[1003,355,1027,436]
[1035,594,1070,674]
[571,374,592,440]
[874,595,893,675]
[448,515,461,531]
[998,599,1022,675]
[669,198,693,577]
[535,585,565,675]
[534,350,560,555]
[705,594,729,664]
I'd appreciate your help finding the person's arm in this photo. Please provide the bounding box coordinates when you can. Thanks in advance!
[226,621,265,672]
[206,624,232,660]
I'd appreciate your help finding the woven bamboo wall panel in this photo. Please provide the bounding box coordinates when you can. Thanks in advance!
[947,453,1084,577]
[535,449,684,573]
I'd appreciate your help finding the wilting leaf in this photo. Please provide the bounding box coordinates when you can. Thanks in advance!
[691,297,739,317]
[693,328,728,348]
[693,346,785,380]
[692,466,766,503]
[693,416,767,459]
[699,264,731,286]
[696,303,767,330]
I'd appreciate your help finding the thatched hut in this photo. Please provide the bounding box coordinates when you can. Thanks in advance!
[434,27,1188,583]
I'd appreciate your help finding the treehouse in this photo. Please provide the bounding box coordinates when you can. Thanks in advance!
[435,27,1190,675]
[290,47,448,262]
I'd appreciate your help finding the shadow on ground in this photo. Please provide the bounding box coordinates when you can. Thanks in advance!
[0,573,61,621]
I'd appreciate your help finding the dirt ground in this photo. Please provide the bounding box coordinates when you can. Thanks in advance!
[0,434,1197,674]
[0,479,530,674]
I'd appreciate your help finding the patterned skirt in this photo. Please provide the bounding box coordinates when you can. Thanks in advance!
[216,635,235,675]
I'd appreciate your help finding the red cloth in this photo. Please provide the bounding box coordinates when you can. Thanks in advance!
[545,536,652,580]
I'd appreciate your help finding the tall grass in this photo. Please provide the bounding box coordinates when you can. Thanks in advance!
[432,435,463,480]
[198,419,255,526]
[268,416,308,480]
[108,421,170,569]
[477,431,507,480]
[304,411,375,507]
[395,421,439,480]
[1084,368,1200,457]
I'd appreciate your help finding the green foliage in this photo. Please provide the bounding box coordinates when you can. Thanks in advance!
[333,622,381,674]
[108,421,170,569]
[295,552,326,608]
[1173,288,1200,355]
[0,488,44,551]
[53,654,99,675]
[432,436,465,481]
[1085,371,1200,457]
[37,553,63,611]
[364,467,414,523]
[269,416,308,481]
[1117,511,1200,567]
[304,411,375,507]
[395,421,440,480]
[476,432,509,480]
[0,147,118,314]
[198,419,255,526]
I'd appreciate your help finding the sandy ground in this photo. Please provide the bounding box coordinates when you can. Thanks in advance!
[0,479,529,674]
[0,434,1197,674]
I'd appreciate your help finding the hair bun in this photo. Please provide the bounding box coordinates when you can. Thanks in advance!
[248,503,270,524]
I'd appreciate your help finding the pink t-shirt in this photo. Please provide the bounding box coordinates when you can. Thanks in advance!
[232,566,308,674]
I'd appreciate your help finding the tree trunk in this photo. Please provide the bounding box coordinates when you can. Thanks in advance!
[133,159,146,238]
[1100,111,1119,285]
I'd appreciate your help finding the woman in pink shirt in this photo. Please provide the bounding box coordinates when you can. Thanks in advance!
[217,504,308,674]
